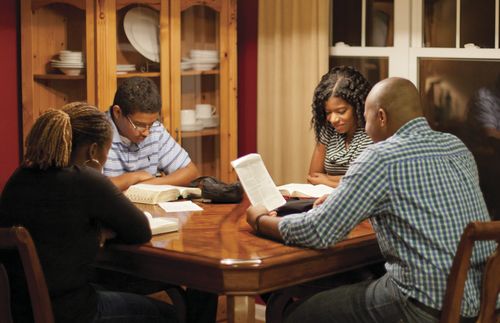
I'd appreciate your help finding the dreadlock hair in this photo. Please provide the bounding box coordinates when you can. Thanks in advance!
[112,77,161,115]
[63,103,112,153]
[311,66,372,141]
[23,103,112,170]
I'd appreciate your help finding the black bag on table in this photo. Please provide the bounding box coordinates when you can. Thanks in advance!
[189,176,243,203]
[274,198,315,216]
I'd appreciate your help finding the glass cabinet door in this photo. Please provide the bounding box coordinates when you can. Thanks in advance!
[176,2,223,178]
[113,1,170,124]
[21,0,94,140]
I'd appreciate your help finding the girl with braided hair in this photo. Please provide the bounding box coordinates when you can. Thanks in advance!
[0,103,178,323]
[308,66,373,187]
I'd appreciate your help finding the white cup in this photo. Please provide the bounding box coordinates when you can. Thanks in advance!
[181,109,196,125]
[195,104,216,119]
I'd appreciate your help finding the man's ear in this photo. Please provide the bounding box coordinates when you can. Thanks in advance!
[112,105,122,120]
[377,108,387,128]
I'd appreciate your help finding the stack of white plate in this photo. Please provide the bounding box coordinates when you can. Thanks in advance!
[51,50,85,76]
[117,64,136,74]
[181,57,192,71]
[190,50,219,71]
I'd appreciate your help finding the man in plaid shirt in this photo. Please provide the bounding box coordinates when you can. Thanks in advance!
[247,77,494,323]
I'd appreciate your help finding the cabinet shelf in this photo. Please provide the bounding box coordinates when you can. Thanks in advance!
[34,74,85,80]
[116,72,161,78]
[181,128,219,138]
[181,70,219,77]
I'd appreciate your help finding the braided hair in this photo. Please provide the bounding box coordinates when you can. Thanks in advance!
[23,103,112,170]
[311,66,372,141]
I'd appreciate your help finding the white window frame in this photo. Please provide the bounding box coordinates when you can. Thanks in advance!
[330,0,500,88]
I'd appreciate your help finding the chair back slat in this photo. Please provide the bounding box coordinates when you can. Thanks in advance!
[0,227,54,323]
[0,264,14,323]
[440,221,500,323]
[477,246,500,323]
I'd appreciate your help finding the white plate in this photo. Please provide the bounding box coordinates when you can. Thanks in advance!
[190,49,218,57]
[52,63,85,68]
[181,122,204,132]
[124,7,160,63]
[191,63,217,71]
[116,64,136,71]
[190,57,219,63]
[197,116,219,128]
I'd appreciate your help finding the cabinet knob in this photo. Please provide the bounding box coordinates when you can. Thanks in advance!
[98,0,105,19]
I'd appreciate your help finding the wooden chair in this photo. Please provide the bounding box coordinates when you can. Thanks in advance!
[441,221,500,323]
[0,263,14,323]
[0,226,54,323]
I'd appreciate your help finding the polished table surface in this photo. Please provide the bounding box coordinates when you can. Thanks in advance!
[95,199,383,322]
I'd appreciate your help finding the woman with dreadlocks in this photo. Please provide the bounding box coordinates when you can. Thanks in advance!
[0,103,178,323]
[308,66,373,187]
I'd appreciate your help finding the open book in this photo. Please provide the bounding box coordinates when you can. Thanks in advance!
[144,211,179,235]
[125,184,201,205]
[231,153,286,210]
[277,183,334,198]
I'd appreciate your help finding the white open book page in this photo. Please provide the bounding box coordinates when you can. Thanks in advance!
[276,183,334,198]
[144,212,179,235]
[231,153,286,210]
[124,184,201,204]
[158,201,203,213]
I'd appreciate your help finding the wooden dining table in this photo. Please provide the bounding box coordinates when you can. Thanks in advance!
[95,198,383,323]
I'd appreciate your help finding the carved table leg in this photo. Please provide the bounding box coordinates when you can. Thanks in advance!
[227,295,255,323]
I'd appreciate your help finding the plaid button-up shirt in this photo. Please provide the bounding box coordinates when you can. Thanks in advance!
[279,117,494,317]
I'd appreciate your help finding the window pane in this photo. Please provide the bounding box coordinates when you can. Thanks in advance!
[331,0,361,46]
[366,0,394,47]
[419,59,500,219]
[329,56,388,86]
[423,0,456,47]
[461,0,495,48]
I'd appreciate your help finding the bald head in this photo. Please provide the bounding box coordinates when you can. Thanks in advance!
[364,77,424,142]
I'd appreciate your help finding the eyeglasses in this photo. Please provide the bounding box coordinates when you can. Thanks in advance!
[126,116,158,133]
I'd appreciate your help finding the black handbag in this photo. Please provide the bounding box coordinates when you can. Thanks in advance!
[189,176,243,203]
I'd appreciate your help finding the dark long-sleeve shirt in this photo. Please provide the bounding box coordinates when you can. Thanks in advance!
[0,165,151,323]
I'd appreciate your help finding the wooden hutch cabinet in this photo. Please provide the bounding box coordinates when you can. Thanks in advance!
[21,0,237,181]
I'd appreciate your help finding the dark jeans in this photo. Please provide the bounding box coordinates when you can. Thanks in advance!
[93,290,178,323]
[284,274,478,323]
[90,267,218,323]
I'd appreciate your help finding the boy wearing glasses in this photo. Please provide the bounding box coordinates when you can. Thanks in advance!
[104,77,199,191]
[100,77,218,322]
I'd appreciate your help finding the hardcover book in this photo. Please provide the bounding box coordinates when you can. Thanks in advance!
[231,153,286,210]
[125,184,201,205]
[144,211,179,235]
[277,183,334,198]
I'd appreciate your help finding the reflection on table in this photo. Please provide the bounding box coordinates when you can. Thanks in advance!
[96,199,382,323]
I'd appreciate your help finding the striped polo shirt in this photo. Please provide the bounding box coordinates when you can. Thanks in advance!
[103,110,191,177]
[319,125,372,175]
[280,117,494,317]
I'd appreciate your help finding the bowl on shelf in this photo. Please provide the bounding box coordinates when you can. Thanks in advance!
[58,67,84,76]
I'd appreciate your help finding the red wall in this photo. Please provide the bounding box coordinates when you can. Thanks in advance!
[237,0,258,156]
[0,0,20,192]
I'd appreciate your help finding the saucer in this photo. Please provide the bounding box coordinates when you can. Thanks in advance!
[197,116,219,128]
[181,122,204,132]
